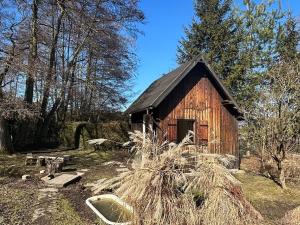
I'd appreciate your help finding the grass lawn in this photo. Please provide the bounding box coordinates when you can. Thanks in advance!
[235,173,300,225]
[0,149,299,225]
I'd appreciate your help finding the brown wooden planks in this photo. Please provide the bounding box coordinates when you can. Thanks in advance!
[156,71,239,156]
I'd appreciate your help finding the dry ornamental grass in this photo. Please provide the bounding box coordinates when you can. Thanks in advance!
[97,130,263,225]
[280,206,300,225]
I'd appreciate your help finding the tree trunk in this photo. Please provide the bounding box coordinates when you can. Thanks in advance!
[0,118,13,154]
[40,1,65,117]
[36,1,65,145]
[36,98,61,146]
[24,0,39,104]
[277,161,287,189]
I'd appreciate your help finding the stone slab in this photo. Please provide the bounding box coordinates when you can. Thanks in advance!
[42,174,81,187]
[78,168,89,172]
[228,169,246,174]
[76,172,85,176]
[22,174,31,180]
[103,161,123,166]
[39,188,58,193]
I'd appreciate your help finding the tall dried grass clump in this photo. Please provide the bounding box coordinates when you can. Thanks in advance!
[280,206,300,225]
[98,130,263,225]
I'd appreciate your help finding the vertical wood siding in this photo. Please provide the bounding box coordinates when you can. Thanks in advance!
[155,71,239,157]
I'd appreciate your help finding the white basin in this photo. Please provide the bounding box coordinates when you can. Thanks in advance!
[86,194,133,225]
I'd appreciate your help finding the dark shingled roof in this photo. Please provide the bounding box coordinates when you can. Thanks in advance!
[126,56,242,118]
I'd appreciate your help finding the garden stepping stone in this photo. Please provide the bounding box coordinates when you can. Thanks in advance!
[42,173,81,187]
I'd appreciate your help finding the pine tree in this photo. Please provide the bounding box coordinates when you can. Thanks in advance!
[177,0,243,98]
[276,15,300,61]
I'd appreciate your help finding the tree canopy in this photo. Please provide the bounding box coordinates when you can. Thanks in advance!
[177,0,300,111]
[0,0,144,152]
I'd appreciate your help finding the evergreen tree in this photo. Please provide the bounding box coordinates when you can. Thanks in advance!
[177,0,244,99]
[177,0,296,110]
[276,15,300,61]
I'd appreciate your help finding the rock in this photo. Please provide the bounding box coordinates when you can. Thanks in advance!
[22,174,31,180]
[245,151,251,157]
[236,170,246,174]
[103,161,123,166]
[78,168,89,172]
[39,188,58,193]
[229,169,246,174]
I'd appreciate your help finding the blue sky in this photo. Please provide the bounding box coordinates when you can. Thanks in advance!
[130,0,300,103]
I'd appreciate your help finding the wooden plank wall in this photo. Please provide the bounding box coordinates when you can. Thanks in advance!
[156,72,239,157]
[220,105,239,156]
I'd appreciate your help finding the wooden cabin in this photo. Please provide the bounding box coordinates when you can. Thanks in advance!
[126,56,243,158]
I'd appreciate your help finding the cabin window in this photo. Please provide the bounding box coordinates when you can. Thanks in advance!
[177,119,195,143]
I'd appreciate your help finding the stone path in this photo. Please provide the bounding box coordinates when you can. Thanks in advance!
[32,188,59,223]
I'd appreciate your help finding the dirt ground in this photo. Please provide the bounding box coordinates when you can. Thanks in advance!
[0,150,299,225]
[0,149,129,225]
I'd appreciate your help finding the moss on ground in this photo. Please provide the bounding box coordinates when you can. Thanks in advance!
[0,153,38,177]
[0,148,128,225]
[235,173,300,224]
[0,148,125,184]
[51,198,86,225]
[0,181,37,225]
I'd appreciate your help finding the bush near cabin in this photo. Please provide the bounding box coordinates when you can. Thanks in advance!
[60,121,129,150]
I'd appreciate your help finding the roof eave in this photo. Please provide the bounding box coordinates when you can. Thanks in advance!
[200,60,241,111]
[126,55,244,119]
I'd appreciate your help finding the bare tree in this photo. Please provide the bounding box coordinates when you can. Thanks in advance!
[248,59,300,189]
[24,0,39,104]
[0,0,144,151]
